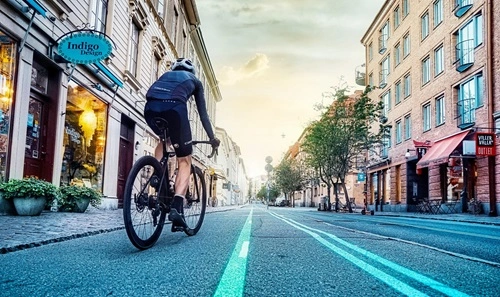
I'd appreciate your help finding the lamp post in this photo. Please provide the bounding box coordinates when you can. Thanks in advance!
[265,156,273,209]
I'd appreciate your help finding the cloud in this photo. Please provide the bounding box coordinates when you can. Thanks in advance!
[218,53,270,85]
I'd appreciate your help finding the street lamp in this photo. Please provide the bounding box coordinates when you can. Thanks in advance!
[265,156,273,209]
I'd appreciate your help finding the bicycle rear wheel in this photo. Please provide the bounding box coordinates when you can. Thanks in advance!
[123,156,167,249]
[183,166,207,236]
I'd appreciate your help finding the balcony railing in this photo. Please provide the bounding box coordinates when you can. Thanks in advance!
[455,39,474,72]
[379,69,389,89]
[457,96,476,129]
[379,34,388,54]
[454,0,473,18]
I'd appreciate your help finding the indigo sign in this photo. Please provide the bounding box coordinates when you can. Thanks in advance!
[57,32,113,64]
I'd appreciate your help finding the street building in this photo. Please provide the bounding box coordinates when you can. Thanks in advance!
[360,0,498,215]
[0,0,248,212]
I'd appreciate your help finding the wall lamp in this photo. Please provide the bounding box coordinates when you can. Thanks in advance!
[405,149,415,158]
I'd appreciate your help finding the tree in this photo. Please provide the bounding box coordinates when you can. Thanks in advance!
[274,158,305,207]
[302,85,386,212]
[256,184,279,203]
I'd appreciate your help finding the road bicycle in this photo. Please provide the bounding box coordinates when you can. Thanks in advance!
[123,117,216,250]
[335,197,357,212]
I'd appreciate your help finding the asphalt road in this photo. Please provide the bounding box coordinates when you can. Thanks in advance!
[1,204,499,296]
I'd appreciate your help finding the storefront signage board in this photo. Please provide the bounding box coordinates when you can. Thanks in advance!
[475,132,496,156]
[57,32,113,64]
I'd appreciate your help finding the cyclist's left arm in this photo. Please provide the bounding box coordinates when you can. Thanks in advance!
[193,80,215,140]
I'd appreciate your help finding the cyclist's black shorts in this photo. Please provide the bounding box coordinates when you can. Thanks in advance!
[144,99,192,157]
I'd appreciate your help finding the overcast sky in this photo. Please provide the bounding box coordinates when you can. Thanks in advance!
[197,0,385,177]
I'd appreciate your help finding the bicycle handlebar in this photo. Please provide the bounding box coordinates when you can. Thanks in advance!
[192,140,218,158]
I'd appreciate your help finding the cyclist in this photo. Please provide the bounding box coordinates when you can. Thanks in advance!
[144,57,220,231]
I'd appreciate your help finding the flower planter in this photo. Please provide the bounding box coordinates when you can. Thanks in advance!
[13,197,47,216]
[0,194,16,215]
[74,198,91,213]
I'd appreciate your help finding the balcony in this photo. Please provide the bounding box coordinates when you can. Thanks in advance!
[379,69,388,89]
[454,0,473,18]
[378,34,388,54]
[457,97,476,129]
[455,39,474,73]
[355,64,366,86]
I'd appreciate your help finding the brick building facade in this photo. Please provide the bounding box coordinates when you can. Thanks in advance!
[360,0,498,215]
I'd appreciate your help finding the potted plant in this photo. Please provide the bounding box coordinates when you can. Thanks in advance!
[58,185,102,213]
[0,177,59,216]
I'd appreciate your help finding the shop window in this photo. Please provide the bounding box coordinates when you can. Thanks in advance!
[0,34,17,181]
[61,81,107,191]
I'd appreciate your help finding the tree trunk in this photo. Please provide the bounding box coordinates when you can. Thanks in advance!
[340,180,352,213]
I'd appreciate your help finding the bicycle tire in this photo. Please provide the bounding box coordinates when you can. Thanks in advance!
[123,156,167,249]
[183,166,207,236]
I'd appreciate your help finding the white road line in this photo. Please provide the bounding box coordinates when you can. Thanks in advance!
[270,212,472,297]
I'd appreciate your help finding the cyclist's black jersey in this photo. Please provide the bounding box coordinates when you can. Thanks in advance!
[146,70,215,140]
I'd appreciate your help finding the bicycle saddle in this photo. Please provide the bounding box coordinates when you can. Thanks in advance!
[153,117,169,131]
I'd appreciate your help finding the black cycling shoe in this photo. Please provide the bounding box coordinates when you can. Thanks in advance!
[168,209,188,232]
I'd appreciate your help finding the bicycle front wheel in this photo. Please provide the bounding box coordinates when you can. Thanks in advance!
[183,166,207,236]
[123,156,167,249]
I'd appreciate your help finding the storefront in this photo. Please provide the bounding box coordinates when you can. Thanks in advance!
[414,129,477,211]
[0,31,16,182]
[61,81,108,191]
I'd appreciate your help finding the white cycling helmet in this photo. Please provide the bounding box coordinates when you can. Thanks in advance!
[171,58,195,74]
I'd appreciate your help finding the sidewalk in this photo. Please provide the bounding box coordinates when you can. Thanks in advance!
[371,211,500,226]
[0,205,241,254]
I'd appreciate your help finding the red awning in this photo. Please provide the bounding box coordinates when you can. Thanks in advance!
[416,130,471,169]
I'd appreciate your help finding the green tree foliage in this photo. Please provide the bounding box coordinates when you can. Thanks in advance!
[256,184,280,202]
[274,158,305,206]
[302,86,387,212]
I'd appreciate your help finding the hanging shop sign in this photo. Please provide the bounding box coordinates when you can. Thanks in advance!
[475,132,496,156]
[57,31,113,64]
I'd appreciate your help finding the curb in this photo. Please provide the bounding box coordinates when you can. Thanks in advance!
[0,206,244,255]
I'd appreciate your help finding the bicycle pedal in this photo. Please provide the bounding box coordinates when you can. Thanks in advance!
[171,225,184,232]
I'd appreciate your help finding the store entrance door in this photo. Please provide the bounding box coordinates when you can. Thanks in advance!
[24,95,54,181]
[117,117,134,208]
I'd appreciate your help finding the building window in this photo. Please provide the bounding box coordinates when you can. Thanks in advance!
[382,129,391,158]
[90,0,107,33]
[423,103,431,132]
[395,80,402,105]
[63,81,108,191]
[455,13,483,71]
[396,120,402,144]
[382,90,391,117]
[171,5,179,46]
[368,42,373,61]
[434,45,444,76]
[402,0,409,17]
[404,115,412,140]
[404,73,411,98]
[157,0,165,17]
[421,12,429,40]
[394,43,401,66]
[127,0,148,82]
[436,95,445,126]
[434,0,443,27]
[403,33,411,57]
[457,73,483,127]
[379,21,389,54]
[394,6,400,28]
[422,56,430,85]
[369,72,374,87]
[128,23,140,77]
